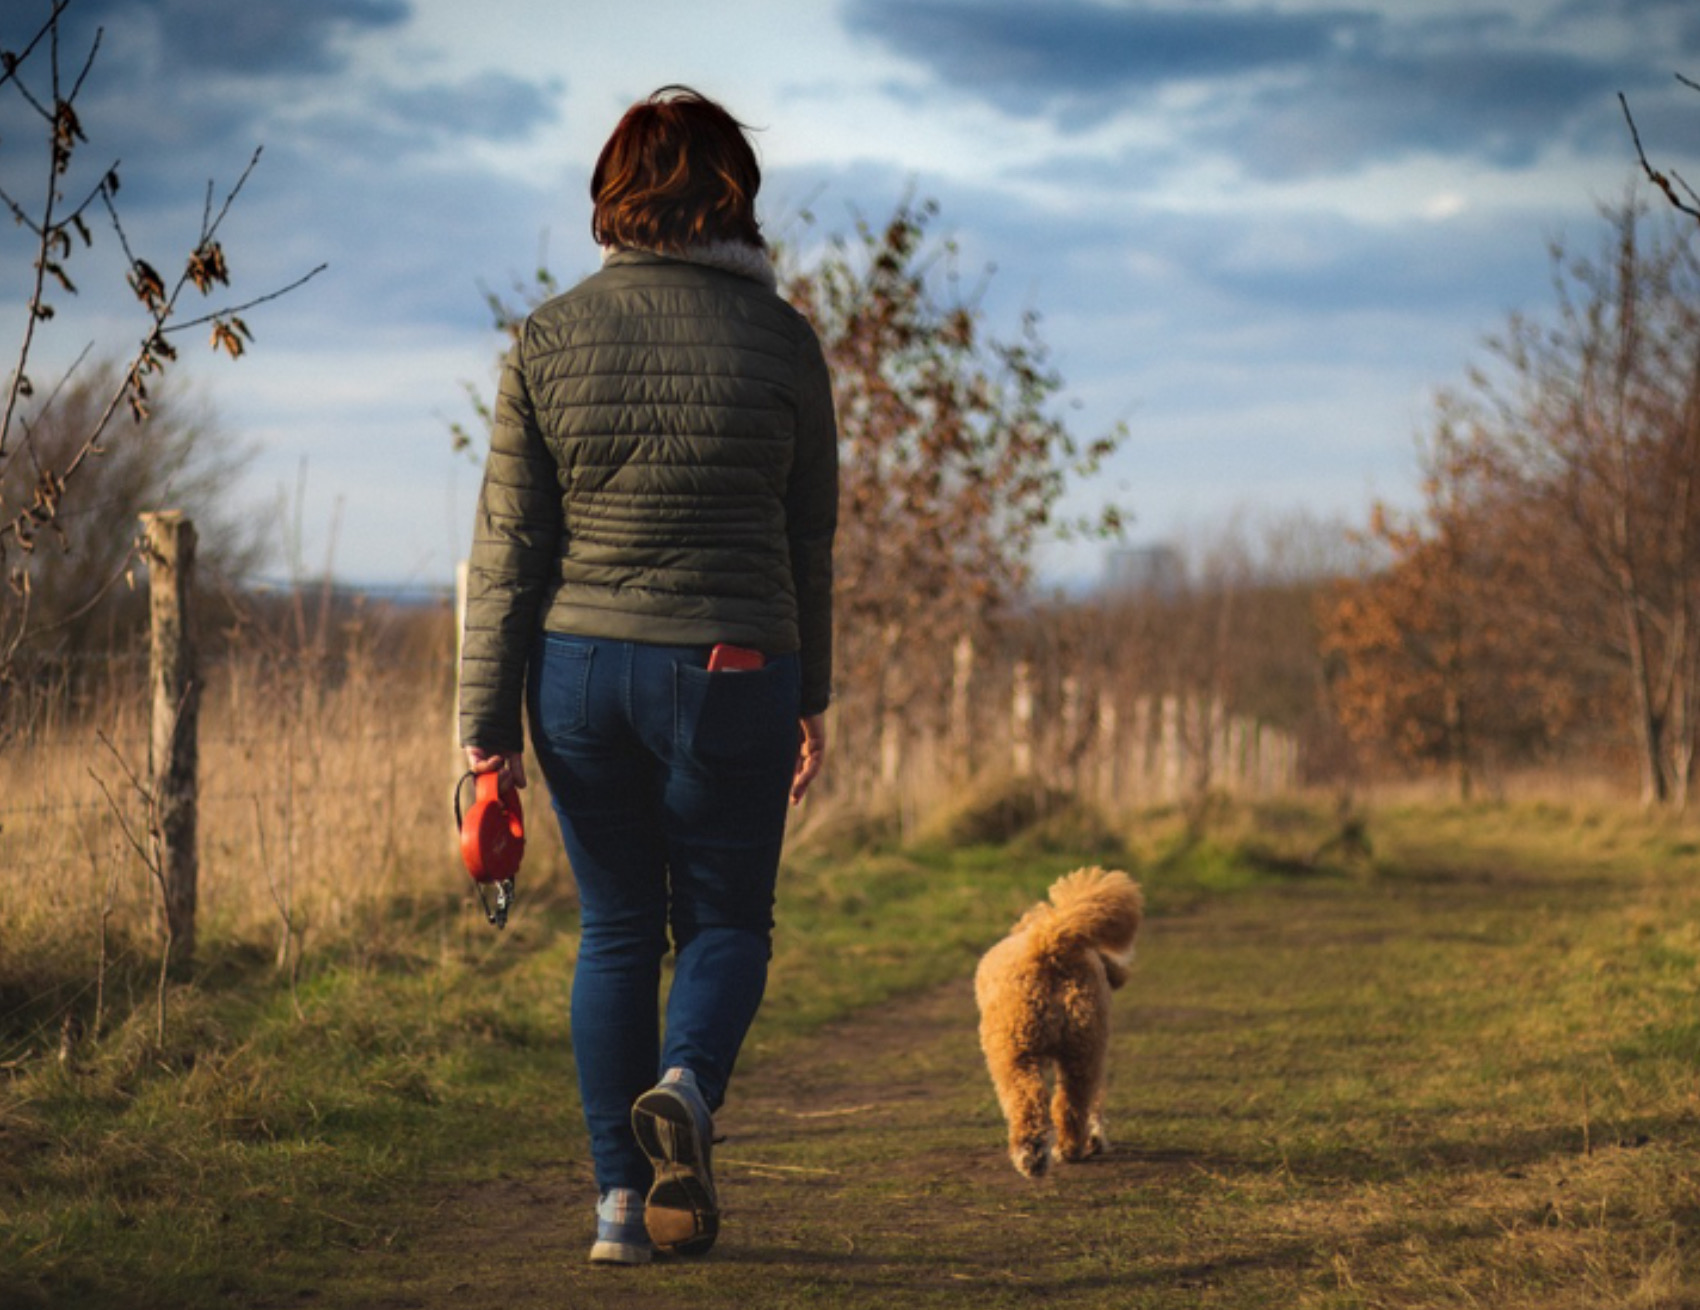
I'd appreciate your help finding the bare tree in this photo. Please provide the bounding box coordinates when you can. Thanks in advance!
[1325,197,1700,805]
[0,364,260,663]
[0,0,323,674]
[1472,199,1700,804]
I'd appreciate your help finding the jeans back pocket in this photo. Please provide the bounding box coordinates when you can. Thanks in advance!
[674,654,799,778]
[533,635,595,743]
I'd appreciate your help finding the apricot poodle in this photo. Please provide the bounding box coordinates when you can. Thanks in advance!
[974,866,1144,1177]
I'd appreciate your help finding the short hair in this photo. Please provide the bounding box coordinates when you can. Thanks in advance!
[591,86,764,252]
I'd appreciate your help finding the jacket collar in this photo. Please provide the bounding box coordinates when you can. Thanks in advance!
[601,240,777,291]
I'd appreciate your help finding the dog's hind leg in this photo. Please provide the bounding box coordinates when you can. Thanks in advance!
[987,1049,1052,1178]
[1052,1038,1108,1163]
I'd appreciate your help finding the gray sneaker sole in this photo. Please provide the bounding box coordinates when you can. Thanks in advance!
[632,1086,719,1256]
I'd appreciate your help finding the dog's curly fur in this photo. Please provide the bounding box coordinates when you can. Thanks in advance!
[974,866,1144,1177]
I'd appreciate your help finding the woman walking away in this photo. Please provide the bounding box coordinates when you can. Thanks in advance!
[457,86,838,1264]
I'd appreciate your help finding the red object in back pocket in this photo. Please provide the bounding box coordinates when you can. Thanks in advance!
[707,643,764,672]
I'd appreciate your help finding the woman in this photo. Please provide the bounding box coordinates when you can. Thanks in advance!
[457,86,837,1264]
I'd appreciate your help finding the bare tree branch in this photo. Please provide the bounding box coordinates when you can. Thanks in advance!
[0,0,326,668]
[1619,89,1700,225]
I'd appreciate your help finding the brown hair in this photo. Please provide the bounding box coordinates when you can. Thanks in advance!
[591,86,764,252]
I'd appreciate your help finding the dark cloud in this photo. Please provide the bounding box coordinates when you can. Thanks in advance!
[1,0,423,198]
[8,0,413,77]
[0,0,567,346]
[764,157,1561,364]
[1214,45,1631,179]
[844,0,1661,177]
[375,73,562,146]
[151,0,408,75]
[845,0,1374,104]
[1551,0,1700,58]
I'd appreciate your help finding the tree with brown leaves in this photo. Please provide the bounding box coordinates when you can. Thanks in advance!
[1324,197,1700,806]
[781,196,1126,737]
[462,196,1128,742]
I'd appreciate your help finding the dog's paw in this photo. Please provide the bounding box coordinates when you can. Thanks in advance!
[1055,1118,1108,1164]
[1013,1138,1051,1178]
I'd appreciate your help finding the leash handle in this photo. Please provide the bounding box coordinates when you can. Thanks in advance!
[455,769,523,928]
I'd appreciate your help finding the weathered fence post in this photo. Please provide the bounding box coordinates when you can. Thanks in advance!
[1132,695,1153,800]
[879,708,902,791]
[143,511,199,969]
[1159,695,1181,802]
[1011,660,1035,778]
[877,623,903,794]
[1096,692,1120,809]
[950,633,974,782]
[1060,673,1084,790]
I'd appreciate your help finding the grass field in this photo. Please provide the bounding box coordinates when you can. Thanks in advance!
[2,796,1697,1307]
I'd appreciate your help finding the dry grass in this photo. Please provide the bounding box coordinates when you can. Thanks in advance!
[0,612,577,1074]
[2,649,453,951]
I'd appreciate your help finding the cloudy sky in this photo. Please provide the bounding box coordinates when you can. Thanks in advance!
[3,0,1697,590]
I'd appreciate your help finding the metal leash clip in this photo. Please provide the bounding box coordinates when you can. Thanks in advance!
[454,770,525,930]
[480,877,517,930]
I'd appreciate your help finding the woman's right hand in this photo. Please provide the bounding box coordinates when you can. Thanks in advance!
[790,714,826,805]
[465,746,527,793]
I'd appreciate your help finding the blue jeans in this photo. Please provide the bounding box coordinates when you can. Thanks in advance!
[527,633,800,1192]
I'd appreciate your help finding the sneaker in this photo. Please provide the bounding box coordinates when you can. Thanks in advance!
[589,1187,652,1265]
[631,1068,719,1256]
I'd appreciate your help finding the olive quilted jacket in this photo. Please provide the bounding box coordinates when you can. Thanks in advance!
[457,245,838,752]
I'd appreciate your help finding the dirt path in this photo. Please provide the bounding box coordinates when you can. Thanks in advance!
[302,958,1187,1310]
[260,860,1679,1310]
[289,892,1260,1310]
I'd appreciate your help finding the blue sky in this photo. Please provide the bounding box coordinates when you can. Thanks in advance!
[3,0,1697,589]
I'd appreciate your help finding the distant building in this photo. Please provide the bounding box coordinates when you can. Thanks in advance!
[1103,543,1184,597]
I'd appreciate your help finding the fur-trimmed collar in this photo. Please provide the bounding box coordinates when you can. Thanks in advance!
[602,240,777,290]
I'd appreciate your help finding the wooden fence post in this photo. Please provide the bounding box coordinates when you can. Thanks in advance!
[1096,692,1119,809]
[1159,695,1181,802]
[1060,673,1083,790]
[1011,660,1035,778]
[1132,695,1152,800]
[879,706,902,790]
[950,633,974,782]
[143,511,199,969]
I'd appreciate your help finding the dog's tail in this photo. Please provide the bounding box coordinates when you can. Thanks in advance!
[1029,866,1144,971]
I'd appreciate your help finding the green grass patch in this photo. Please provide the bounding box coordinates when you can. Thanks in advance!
[4,796,1700,1307]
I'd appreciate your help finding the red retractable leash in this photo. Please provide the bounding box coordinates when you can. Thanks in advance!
[454,770,524,929]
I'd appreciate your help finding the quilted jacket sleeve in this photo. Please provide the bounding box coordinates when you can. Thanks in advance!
[458,341,562,751]
[788,324,839,717]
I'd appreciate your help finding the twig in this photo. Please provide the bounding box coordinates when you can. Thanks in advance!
[199,146,263,243]
[714,1156,842,1176]
[0,1,71,96]
[772,1102,885,1119]
[1619,90,1700,225]
[93,680,191,1047]
[12,540,139,639]
[252,794,304,1017]
[63,21,101,103]
[160,264,330,336]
